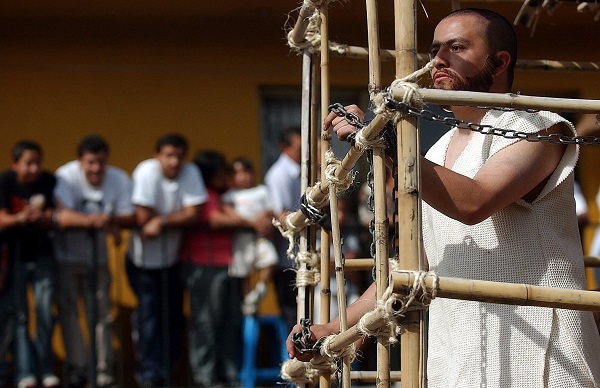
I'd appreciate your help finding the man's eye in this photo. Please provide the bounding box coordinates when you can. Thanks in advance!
[450,45,463,52]
[430,49,439,58]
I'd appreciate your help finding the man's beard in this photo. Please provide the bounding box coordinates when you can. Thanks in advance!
[432,54,502,93]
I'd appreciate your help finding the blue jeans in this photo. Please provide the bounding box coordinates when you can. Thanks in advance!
[13,256,57,383]
[126,260,183,386]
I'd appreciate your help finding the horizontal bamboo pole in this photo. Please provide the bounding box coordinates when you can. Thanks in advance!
[346,256,600,271]
[585,256,600,267]
[350,370,402,382]
[391,271,600,311]
[390,85,600,113]
[340,258,376,271]
[333,45,600,73]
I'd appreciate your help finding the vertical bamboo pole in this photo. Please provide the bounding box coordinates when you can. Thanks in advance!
[394,0,423,387]
[329,189,352,388]
[365,0,391,387]
[319,4,333,388]
[298,49,313,334]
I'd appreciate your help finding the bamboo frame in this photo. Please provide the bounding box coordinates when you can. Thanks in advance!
[282,1,600,387]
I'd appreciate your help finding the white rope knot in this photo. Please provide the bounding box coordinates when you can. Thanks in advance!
[324,148,355,193]
[385,59,436,117]
[295,250,321,287]
[320,334,357,362]
[281,359,319,385]
[386,269,439,321]
[309,354,337,373]
[272,213,309,262]
[356,285,400,344]
[353,126,386,152]
[286,10,322,53]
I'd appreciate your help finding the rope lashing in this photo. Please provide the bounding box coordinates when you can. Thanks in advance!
[281,359,320,385]
[376,59,436,122]
[356,287,401,345]
[324,148,356,194]
[272,213,310,261]
[295,250,321,287]
[387,265,439,318]
[320,334,357,361]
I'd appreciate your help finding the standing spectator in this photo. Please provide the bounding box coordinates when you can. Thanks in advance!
[53,134,136,388]
[127,134,207,388]
[0,140,59,388]
[264,127,302,331]
[180,150,265,387]
[223,157,277,315]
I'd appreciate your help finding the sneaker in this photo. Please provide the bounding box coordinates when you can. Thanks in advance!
[242,282,267,315]
[96,371,114,387]
[17,376,38,388]
[42,375,60,388]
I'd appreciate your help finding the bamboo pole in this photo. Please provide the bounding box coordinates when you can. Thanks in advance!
[297,49,313,335]
[391,271,600,311]
[584,256,600,267]
[319,4,333,388]
[327,42,600,73]
[390,85,600,113]
[364,0,392,386]
[350,371,402,382]
[394,1,423,387]
[329,189,352,388]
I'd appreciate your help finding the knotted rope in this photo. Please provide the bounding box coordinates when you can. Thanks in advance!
[295,250,321,287]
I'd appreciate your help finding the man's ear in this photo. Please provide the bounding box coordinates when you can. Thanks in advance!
[494,51,512,76]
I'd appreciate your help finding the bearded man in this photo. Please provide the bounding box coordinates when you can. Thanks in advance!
[287,8,600,387]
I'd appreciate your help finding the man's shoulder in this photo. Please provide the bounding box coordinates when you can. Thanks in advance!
[265,155,298,178]
[485,109,573,133]
[55,160,80,178]
[105,165,131,181]
[132,158,159,177]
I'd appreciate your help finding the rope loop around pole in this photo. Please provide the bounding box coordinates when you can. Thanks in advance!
[324,148,355,194]
[387,265,440,321]
[320,334,357,361]
[353,127,387,152]
[281,359,320,385]
[294,250,321,287]
[357,284,400,344]
[272,213,310,262]
[378,59,436,121]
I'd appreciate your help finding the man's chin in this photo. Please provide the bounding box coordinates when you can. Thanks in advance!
[432,81,453,90]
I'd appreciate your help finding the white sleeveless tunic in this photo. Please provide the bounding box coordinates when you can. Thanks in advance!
[422,109,600,387]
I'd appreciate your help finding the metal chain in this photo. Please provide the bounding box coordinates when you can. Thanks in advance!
[365,150,377,281]
[382,96,600,145]
[291,318,324,355]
